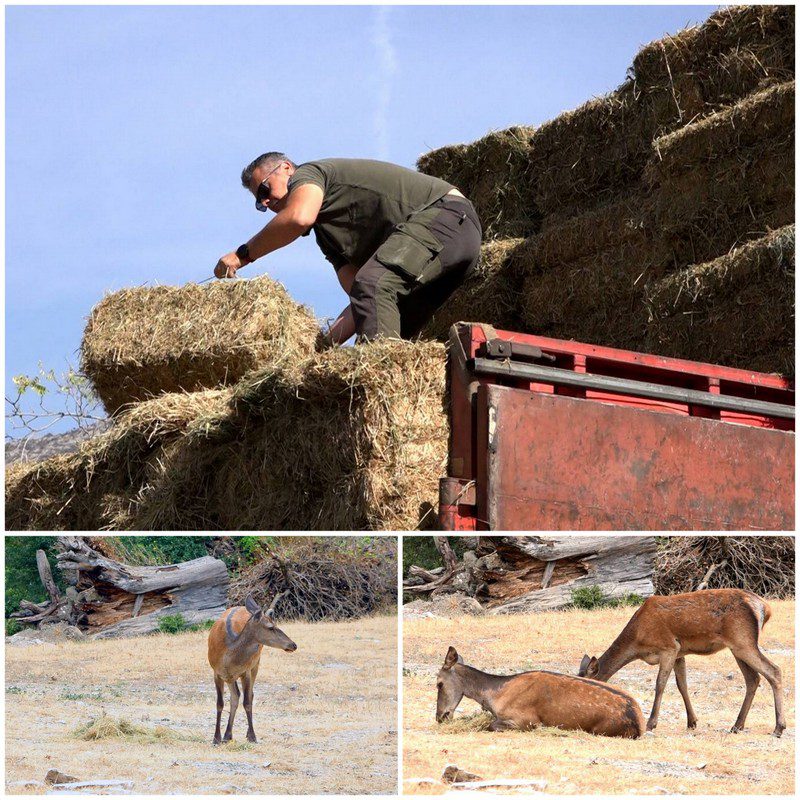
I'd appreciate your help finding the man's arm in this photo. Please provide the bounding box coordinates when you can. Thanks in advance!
[323,264,358,345]
[215,184,324,278]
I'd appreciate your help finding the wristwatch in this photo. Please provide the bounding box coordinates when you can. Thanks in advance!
[235,243,251,264]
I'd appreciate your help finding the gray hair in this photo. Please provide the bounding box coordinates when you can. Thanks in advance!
[241,152,296,188]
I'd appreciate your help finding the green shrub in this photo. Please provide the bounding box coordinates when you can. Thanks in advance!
[5,619,22,636]
[103,537,214,566]
[570,586,645,610]
[158,613,187,634]
[238,536,276,564]
[186,619,215,632]
[4,536,65,618]
[402,536,470,575]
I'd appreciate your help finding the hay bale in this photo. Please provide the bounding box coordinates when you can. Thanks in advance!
[5,389,233,531]
[81,275,320,414]
[8,343,447,531]
[420,239,526,341]
[200,341,448,531]
[514,192,672,349]
[530,5,792,218]
[417,127,539,239]
[646,81,795,179]
[633,5,794,102]
[5,455,90,531]
[644,224,794,375]
[644,82,794,268]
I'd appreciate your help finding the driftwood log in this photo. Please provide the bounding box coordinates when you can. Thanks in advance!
[11,536,229,638]
[403,535,656,613]
[478,536,656,613]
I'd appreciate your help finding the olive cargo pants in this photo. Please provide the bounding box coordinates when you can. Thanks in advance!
[349,195,482,340]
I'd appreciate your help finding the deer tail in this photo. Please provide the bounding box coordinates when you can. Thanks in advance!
[745,593,771,632]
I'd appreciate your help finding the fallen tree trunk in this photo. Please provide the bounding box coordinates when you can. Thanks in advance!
[478,535,656,613]
[12,537,229,638]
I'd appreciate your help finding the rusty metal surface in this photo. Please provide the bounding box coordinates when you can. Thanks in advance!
[484,386,795,531]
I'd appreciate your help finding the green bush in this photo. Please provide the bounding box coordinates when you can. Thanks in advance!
[402,536,471,575]
[4,536,65,618]
[186,619,215,632]
[570,586,644,610]
[103,536,215,566]
[5,619,23,636]
[157,614,214,634]
[158,614,187,634]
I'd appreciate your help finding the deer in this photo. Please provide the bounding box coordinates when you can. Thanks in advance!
[436,646,645,738]
[578,588,785,737]
[207,592,297,745]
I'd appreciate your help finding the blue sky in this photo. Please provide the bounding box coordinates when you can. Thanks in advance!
[6,4,716,435]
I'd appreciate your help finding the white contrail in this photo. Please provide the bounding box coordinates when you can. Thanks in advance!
[372,6,397,160]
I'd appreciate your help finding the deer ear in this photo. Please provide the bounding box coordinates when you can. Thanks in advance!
[244,595,260,615]
[579,654,591,675]
[443,646,459,670]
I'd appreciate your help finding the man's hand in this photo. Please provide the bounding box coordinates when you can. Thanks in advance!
[214,252,243,279]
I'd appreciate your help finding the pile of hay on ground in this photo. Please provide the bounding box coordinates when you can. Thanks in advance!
[645,224,794,374]
[654,535,795,598]
[81,275,320,414]
[420,239,526,340]
[228,537,398,621]
[7,342,447,531]
[416,126,538,239]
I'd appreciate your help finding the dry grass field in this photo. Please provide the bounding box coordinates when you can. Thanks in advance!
[403,601,794,795]
[5,615,397,794]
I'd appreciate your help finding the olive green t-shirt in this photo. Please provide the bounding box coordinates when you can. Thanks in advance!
[288,158,455,270]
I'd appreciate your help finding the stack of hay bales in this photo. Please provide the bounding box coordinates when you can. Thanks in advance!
[419,4,794,373]
[7,278,447,531]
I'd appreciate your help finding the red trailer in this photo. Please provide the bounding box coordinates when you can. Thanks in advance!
[440,322,794,530]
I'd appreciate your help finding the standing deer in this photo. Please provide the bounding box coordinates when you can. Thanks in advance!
[207,592,297,745]
[436,646,644,738]
[578,589,785,737]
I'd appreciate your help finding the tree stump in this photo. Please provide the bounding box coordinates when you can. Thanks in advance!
[12,536,229,638]
[477,535,657,613]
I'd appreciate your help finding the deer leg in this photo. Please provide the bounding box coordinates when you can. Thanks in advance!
[223,680,240,742]
[673,657,697,729]
[730,656,760,733]
[213,674,225,745]
[647,652,677,731]
[242,672,257,743]
[732,646,785,737]
[489,717,519,732]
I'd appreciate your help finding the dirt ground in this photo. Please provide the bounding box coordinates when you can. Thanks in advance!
[403,601,794,795]
[5,615,397,795]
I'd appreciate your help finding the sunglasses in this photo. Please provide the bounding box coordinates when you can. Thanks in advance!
[254,163,284,211]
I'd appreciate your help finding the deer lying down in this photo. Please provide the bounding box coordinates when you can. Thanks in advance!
[579,589,785,737]
[436,647,644,739]
[207,592,297,745]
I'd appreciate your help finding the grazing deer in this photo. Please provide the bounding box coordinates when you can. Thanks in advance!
[207,592,297,745]
[436,647,644,738]
[578,589,785,737]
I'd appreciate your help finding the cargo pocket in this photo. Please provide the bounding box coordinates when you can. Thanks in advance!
[375,221,444,285]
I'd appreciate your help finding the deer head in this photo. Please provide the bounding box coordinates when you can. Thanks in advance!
[436,645,465,723]
[579,654,599,678]
[242,593,297,652]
